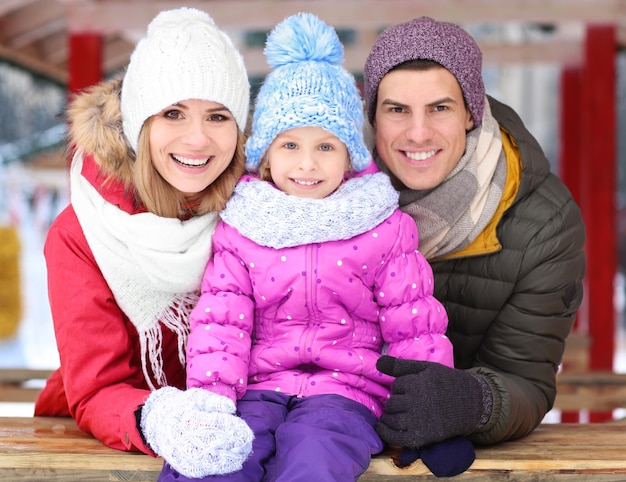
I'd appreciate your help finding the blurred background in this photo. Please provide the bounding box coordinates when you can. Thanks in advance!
[0,0,625,419]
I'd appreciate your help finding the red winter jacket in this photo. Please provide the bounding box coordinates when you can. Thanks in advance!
[34,155,187,454]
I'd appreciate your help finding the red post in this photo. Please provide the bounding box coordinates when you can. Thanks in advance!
[559,66,583,424]
[67,32,103,166]
[559,66,583,207]
[68,32,103,96]
[580,24,617,423]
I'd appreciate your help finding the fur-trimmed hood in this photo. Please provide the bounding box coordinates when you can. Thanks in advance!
[67,76,135,189]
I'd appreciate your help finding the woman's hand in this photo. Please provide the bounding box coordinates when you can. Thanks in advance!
[140,387,254,477]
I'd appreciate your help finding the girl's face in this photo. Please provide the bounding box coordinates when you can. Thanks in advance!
[149,99,238,198]
[266,126,349,199]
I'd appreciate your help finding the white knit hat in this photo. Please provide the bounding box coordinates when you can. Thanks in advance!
[121,7,250,151]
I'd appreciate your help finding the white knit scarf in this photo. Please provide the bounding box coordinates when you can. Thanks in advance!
[383,98,506,260]
[70,154,218,389]
[220,172,399,248]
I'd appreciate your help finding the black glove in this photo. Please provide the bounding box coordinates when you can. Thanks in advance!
[376,355,485,449]
[399,437,475,477]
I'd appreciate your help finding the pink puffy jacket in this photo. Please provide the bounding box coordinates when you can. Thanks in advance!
[187,175,453,417]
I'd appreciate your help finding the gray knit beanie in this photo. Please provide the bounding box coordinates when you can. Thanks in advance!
[364,16,484,127]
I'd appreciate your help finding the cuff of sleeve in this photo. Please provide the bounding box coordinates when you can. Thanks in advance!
[467,369,502,438]
[474,376,494,428]
[203,383,238,403]
[126,396,156,456]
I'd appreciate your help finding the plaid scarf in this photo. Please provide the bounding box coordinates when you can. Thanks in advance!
[377,98,506,260]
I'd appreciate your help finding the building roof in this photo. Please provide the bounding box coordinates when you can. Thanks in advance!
[2,0,623,86]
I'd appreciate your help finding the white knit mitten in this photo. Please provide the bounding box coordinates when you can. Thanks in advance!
[140,387,254,477]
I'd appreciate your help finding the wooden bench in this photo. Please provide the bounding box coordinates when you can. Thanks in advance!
[1,417,626,481]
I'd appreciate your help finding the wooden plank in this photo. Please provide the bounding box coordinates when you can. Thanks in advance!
[0,418,163,473]
[0,469,158,482]
[555,372,626,411]
[364,424,626,480]
[0,369,53,403]
[0,386,41,403]
[0,369,54,382]
[66,0,624,33]
[1,418,626,480]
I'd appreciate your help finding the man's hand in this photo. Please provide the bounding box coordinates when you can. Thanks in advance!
[376,355,485,448]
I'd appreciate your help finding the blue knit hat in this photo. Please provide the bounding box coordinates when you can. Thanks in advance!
[245,13,370,172]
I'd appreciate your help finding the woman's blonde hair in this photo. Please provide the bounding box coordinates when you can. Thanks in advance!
[132,117,245,218]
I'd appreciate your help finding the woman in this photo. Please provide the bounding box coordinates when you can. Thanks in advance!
[35,7,254,478]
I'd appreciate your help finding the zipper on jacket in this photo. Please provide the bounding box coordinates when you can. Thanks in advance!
[297,243,322,396]
[306,243,322,326]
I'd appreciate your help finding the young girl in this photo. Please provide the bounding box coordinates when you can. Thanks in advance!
[160,13,473,481]
[34,7,253,478]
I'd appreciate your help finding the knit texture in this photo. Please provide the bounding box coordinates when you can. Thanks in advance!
[220,172,398,248]
[375,356,484,449]
[121,7,250,150]
[364,16,484,127]
[245,12,370,172]
[70,154,218,389]
[141,387,254,477]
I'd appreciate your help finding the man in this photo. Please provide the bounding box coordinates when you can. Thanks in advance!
[364,17,586,449]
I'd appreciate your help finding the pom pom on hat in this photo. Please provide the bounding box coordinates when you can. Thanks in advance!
[245,12,370,173]
[364,16,484,128]
[121,7,250,151]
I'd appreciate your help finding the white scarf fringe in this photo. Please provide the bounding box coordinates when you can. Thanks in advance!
[70,154,218,389]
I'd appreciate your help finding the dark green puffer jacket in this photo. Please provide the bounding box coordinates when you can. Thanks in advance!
[431,96,586,445]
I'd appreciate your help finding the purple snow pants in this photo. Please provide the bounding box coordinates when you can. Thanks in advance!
[157,390,384,482]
